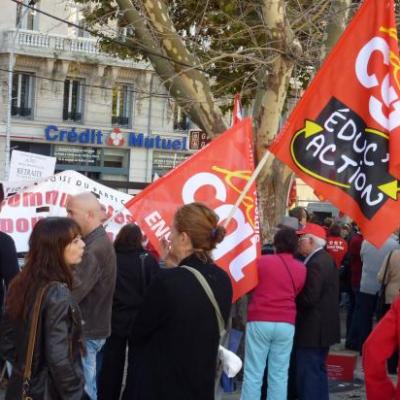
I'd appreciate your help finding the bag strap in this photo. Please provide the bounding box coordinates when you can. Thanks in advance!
[23,283,52,387]
[381,250,395,285]
[278,255,297,296]
[139,252,148,296]
[181,265,226,338]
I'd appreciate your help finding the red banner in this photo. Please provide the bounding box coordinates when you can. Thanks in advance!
[231,93,243,126]
[269,0,400,247]
[126,118,260,301]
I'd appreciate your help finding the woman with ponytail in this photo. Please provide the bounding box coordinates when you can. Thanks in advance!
[130,202,233,400]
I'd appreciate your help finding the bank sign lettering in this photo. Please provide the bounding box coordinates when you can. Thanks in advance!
[45,125,187,151]
[269,0,400,247]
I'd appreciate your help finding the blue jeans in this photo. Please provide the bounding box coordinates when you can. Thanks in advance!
[241,321,294,400]
[296,347,329,400]
[82,338,106,400]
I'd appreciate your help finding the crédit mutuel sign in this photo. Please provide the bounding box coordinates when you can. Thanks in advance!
[44,125,188,151]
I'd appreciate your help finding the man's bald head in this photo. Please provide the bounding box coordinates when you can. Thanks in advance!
[66,192,104,237]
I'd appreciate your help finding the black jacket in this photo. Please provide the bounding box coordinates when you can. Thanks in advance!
[0,232,19,313]
[112,247,160,337]
[130,254,233,400]
[0,282,84,400]
[295,248,341,348]
[72,226,117,339]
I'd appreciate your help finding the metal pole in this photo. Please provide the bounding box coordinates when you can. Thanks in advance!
[4,3,32,180]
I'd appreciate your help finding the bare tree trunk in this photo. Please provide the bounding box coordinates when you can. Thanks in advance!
[116,0,227,136]
[253,0,301,242]
[322,0,353,58]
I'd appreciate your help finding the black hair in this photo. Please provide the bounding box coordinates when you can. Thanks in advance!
[273,228,298,254]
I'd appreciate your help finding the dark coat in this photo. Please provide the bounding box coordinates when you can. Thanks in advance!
[0,232,19,313]
[295,248,340,348]
[111,247,160,337]
[72,226,117,339]
[0,282,84,400]
[130,254,233,400]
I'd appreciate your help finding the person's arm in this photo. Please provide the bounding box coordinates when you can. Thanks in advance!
[144,254,160,285]
[377,253,391,283]
[363,300,399,400]
[297,259,324,309]
[0,313,16,364]
[0,235,19,287]
[44,286,84,400]
[71,250,101,304]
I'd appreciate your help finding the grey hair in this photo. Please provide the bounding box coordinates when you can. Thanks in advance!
[308,234,326,248]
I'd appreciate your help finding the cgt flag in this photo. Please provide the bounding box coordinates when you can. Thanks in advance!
[125,118,260,301]
[231,93,243,126]
[269,0,400,247]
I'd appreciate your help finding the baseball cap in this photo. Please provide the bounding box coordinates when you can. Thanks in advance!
[296,223,327,240]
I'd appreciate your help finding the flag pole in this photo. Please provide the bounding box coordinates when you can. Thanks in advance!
[223,150,271,228]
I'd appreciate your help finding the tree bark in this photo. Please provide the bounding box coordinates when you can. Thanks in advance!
[116,0,227,136]
[322,0,352,58]
[253,0,301,241]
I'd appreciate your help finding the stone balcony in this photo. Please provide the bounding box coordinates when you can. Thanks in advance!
[0,29,150,70]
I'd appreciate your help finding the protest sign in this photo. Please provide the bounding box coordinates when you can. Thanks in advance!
[9,150,56,182]
[0,170,132,252]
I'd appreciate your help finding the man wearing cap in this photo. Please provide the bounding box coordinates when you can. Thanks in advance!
[294,223,340,400]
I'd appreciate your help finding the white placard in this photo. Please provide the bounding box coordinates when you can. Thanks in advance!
[9,150,56,182]
[0,170,133,252]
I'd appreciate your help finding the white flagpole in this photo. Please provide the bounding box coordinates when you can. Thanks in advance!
[223,150,271,228]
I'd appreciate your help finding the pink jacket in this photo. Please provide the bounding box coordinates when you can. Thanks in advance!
[247,253,306,325]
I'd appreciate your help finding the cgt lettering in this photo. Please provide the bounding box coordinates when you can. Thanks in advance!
[182,172,259,282]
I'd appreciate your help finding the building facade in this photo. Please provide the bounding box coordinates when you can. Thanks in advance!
[0,0,197,192]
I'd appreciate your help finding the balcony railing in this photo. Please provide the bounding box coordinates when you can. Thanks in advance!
[11,106,32,117]
[112,116,130,126]
[63,111,82,122]
[1,29,150,69]
[4,29,99,54]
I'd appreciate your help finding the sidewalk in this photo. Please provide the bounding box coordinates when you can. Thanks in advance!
[221,340,367,400]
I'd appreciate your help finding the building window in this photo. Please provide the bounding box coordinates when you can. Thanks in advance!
[16,0,39,30]
[12,72,34,118]
[11,141,50,156]
[103,148,129,169]
[112,85,131,127]
[152,151,190,177]
[63,79,83,122]
[173,105,189,130]
[67,4,86,38]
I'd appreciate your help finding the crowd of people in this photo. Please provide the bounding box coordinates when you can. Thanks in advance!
[0,188,400,399]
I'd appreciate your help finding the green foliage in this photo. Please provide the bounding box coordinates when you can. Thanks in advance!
[75,0,400,107]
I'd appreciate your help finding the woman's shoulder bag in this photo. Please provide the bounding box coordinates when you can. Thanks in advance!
[22,283,53,400]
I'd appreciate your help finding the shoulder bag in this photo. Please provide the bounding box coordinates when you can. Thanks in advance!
[376,250,394,320]
[181,266,242,380]
[181,265,225,338]
[277,255,297,296]
[139,252,148,296]
[22,283,52,400]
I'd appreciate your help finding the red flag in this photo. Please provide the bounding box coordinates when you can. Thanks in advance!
[269,0,400,247]
[231,93,243,126]
[126,118,260,301]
